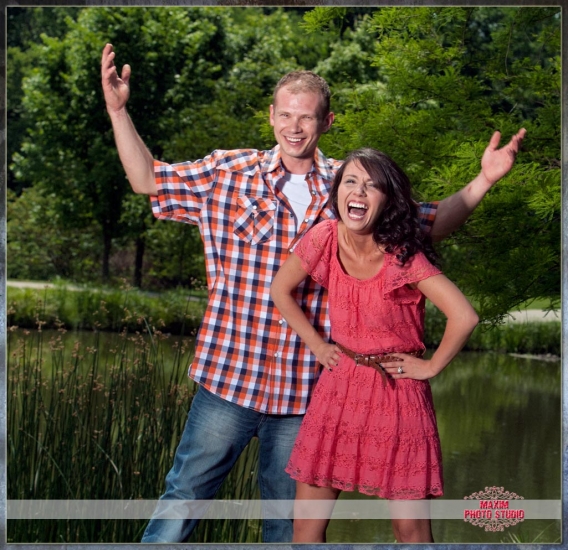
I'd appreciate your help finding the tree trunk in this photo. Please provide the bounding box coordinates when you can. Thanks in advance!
[102,230,112,282]
[133,235,145,288]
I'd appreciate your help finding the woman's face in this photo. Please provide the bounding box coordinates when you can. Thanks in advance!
[336,160,387,236]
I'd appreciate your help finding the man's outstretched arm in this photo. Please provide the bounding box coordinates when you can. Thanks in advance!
[101,43,157,196]
[431,128,526,240]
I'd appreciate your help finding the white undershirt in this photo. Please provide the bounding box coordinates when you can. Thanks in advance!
[277,172,312,230]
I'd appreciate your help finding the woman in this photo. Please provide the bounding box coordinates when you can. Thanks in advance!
[270,147,479,543]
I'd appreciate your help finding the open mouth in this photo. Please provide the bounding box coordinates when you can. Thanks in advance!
[286,137,303,144]
[347,201,368,220]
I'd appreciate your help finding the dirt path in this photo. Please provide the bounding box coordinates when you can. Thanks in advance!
[7,281,82,291]
[506,309,560,323]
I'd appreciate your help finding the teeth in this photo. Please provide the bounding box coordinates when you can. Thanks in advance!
[287,137,302,143]
[348,202,368,209]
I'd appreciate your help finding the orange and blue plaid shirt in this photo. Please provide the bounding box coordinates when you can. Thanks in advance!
[151,146,437,414]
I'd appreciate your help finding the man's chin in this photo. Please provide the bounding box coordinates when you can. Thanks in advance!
[282,145,316,160]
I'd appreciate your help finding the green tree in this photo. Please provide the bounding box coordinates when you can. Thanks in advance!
[164,7,333,161]
[12,7,237,284]
[9,7,338,288]
[7,7,81,194]
[6,187,100,281]
[308,7,560,321]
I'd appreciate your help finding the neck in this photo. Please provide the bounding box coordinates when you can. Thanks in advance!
[338,222,379,255]
[280,152,315,175]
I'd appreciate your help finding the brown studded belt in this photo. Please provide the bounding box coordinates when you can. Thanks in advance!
[335,342,425,386]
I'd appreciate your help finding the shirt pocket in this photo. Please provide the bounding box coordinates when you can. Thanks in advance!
[233,196,276,245]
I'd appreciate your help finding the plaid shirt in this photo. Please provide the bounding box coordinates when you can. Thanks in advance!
[151,146,438,414]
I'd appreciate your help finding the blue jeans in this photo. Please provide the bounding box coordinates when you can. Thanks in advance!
[141,385,303,543]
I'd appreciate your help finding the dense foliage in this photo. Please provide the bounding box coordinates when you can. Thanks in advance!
[313,7,561,321]
[7,6,560,321]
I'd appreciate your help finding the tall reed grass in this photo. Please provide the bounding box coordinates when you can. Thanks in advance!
[6,285,560,542]
[7,294,261,543]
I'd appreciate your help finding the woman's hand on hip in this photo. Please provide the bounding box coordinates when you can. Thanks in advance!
[380,354,437,380]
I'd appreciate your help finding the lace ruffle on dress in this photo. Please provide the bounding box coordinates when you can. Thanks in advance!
[285,220,444,499]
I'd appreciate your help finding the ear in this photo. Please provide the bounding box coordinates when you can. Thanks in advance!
[323,111,335,132]
[269,104,275,127]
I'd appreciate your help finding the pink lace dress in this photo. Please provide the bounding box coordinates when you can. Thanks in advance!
[285,219,444,499]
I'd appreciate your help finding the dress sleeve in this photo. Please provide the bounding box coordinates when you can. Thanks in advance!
[417,202,439,234]
[150,152,221,225]
[293,220,335,289]
[382,251,442,296]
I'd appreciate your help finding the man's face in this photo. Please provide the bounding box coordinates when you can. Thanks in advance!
[270,86,334,172]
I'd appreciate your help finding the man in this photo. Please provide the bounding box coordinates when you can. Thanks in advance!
[101,43,525,543]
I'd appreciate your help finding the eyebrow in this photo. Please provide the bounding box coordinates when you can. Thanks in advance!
[275,107,318,117]
[343,173,373,181]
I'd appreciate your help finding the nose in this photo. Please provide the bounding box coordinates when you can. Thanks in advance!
[353,182,367,196]
[289,116,301,133]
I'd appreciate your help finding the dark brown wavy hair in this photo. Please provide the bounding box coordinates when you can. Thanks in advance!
[330,147,439,267]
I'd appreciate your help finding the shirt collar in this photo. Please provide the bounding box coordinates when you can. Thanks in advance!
[262,145,335,183]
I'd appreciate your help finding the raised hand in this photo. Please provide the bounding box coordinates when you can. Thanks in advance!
[480,128,526,186]
[101,43,131,114]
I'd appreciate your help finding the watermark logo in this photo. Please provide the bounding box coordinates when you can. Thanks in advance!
[463,486,525,532]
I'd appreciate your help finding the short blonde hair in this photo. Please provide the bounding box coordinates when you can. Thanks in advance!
[273,71,331,118]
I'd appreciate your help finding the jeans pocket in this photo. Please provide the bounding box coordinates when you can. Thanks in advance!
[233,196,276,245]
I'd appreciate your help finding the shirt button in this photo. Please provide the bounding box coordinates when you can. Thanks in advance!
[304,218,309,223]
[252,205,257,210]
[311,191,316,195]
[278,319,284,325]
[274,352,279,358]
[289,247,294,253]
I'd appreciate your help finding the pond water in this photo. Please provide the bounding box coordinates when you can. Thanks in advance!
[7,330,562,544]
[328,351,562,544]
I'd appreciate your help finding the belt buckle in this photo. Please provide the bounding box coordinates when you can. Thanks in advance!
[354,353,365,366]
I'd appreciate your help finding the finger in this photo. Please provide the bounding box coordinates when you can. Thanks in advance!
[101,45,115,66]
[512,128,527,150]
[121,64,131,86]
[331,348,342,364]
[102,67,117,90]
[101,43,112,61]
[487,130,501,151]
[389,364,407,376]
[102,54,118,81]
[380,355,405,366]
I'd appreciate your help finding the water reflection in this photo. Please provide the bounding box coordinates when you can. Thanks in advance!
[327,352,561,543]
[8,331,561,543]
